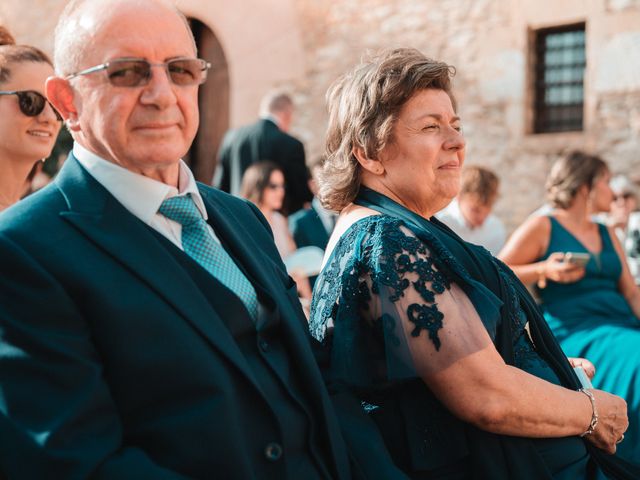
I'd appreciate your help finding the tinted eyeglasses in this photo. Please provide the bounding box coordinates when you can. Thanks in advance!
[66,57,211,87]
[0,90,63,121]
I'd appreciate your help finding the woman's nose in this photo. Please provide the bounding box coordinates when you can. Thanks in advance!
[445,128,465,151]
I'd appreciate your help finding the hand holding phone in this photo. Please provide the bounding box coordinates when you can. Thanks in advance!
[542,252,587,284]
[563,252,591,267]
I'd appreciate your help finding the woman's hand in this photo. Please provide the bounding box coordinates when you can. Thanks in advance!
[542,252,586,284]
[584,389,628,454]
[568,357,596,380]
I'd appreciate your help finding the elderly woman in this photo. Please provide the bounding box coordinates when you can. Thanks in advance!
[499,152,640,465]
[309,48,637,479]
[0,26,62,212]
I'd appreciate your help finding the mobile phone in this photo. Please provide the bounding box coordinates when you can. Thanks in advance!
[574,366,593,389]
[563,252,590,267]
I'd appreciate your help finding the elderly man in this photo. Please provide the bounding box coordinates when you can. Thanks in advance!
[214,91,313,215]
[0,1,354,478]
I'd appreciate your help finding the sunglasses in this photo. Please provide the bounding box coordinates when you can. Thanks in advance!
[614,193,635,201]
[66,57,211,88]
[0,90,63,121]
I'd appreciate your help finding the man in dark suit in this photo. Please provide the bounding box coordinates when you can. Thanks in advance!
[0,0,355,478]
[289,202,333,251]
[289,160,336,252]
[214,91,313,215]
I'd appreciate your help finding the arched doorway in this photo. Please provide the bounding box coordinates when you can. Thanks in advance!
[186,18,229,184]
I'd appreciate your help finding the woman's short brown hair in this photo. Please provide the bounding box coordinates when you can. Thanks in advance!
[320,48,456,211]
[240,161,283,206]
[0,26,52,84]
[546,151,609,209]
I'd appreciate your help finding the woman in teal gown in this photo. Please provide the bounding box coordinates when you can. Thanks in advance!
[310,49,636,479]
[500,151,640,466]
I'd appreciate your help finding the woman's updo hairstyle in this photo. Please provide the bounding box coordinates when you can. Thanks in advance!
[546,151,609,209]
[0,26,52,84]
[0,26,16,46]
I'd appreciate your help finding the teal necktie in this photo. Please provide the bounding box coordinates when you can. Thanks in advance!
[159,194,259,319]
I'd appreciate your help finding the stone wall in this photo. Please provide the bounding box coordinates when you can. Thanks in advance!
[289,0,640,231]
[1,0,638,231]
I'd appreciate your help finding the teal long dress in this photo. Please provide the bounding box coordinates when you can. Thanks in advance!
[538,216,640,463]
[311,214,588,479]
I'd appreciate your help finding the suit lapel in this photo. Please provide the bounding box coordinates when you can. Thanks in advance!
[54,156,264,393]
[200,189,340,418]
[198,189,287,332]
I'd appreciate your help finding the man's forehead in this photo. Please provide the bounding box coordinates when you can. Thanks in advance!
[74,0,194,56]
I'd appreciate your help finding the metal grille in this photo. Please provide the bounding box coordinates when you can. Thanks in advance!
[534,23,586,133]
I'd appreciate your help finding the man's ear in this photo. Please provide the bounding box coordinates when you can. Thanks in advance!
[46,76,81,132]
[352,146,385,176]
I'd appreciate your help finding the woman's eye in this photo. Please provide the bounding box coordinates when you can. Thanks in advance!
[423,124,438,131]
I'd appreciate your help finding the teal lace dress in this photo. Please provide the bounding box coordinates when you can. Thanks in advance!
[310,214,588,479]
[538,217,640,463]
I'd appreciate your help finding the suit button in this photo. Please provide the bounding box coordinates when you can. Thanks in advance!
[259,339,270,352]
[264,442,283,461]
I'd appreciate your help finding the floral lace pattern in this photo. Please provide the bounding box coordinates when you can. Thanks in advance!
[310,215,450,350]
[310,215,545,371]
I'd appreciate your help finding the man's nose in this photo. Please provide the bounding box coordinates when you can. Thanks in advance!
[140,65,177,108]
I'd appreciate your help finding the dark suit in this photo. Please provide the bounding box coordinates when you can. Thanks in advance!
[0,155,351,479]
[215,118,312,215]
[289,204,332,251]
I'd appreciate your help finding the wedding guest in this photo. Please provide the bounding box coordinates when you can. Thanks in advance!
[311,49,636,479]
[500,151,640,464]
[0,26,62,212]
[437,165,506,254]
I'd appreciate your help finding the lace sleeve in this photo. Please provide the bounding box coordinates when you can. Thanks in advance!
[309,215,497,385]
[365,222,494,379]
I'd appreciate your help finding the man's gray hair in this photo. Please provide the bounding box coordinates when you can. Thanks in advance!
[259,90,294,117]
[53,0,197,76]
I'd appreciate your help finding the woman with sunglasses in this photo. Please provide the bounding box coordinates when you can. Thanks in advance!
[0,27,62,212]
[241,161,313,308]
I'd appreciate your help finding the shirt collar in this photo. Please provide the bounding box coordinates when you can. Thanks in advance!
[449,198,479,231]
[260,115,280,129]
[72,142,208,224]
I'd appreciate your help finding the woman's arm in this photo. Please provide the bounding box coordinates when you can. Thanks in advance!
[608,225,640,320]
[499,215,585,285]
[376,226,627,454]
[402,280,627,453]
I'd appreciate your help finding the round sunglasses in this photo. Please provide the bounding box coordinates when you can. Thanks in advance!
[0,90,63,121]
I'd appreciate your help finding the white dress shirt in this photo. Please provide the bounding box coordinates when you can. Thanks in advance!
[436,198,506,255]
[73,142,221,250]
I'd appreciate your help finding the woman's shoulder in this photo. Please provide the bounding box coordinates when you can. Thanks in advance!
[332,210,415,252]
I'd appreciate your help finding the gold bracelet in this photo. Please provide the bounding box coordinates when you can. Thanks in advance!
[578,388,598,437]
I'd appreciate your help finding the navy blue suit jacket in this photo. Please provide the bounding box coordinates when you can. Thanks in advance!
[0,156,353,479]
[215,118,312,215]
[288,205,331,251]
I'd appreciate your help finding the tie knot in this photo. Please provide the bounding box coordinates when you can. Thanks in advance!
[159,194,202,226]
